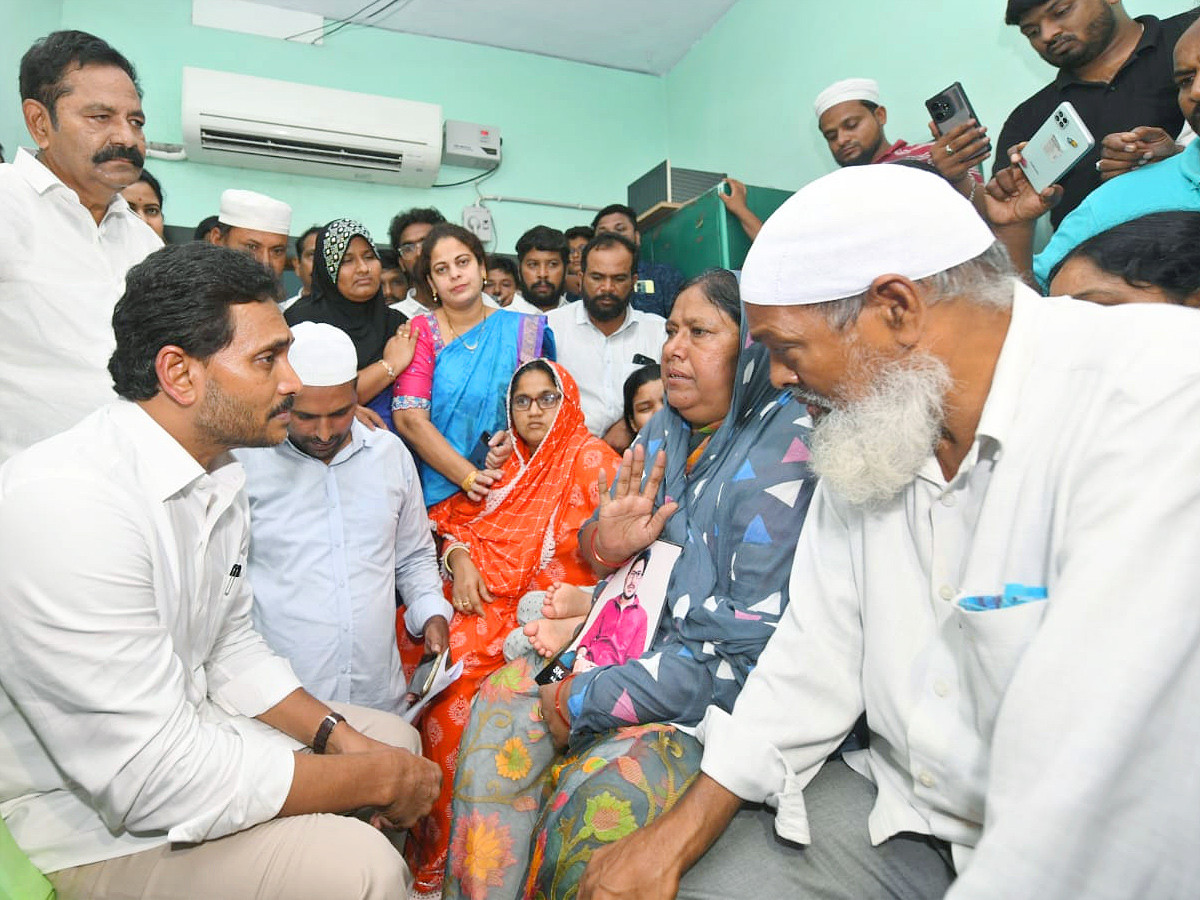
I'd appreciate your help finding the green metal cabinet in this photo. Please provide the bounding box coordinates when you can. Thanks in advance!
[640,183,793,279]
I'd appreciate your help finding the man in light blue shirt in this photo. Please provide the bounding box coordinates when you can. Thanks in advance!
[237,322,450,714]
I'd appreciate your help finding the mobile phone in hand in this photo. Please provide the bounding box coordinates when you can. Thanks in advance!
[926,82,979,137]
[1018,101,1095,194]
[467,430,491,468]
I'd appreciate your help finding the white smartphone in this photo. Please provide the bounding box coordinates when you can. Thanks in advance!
[1018,101,1095,194]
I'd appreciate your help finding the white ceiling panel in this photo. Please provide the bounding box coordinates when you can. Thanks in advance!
[266,0,740,74]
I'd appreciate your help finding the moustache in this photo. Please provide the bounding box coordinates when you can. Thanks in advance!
[268,395,295,419]
[529,280,555,293]
[92,145,145,168]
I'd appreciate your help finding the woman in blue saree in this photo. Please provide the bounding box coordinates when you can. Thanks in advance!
[392,223,554,507]
[442,269,817,900]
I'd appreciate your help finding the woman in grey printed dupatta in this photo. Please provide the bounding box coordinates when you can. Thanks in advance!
[442,269,818,900]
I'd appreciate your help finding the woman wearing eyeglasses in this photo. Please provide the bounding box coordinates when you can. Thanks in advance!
[401,359,620,897]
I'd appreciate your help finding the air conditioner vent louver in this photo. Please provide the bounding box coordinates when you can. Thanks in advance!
[182,68,442,187]
[199,129,404,173]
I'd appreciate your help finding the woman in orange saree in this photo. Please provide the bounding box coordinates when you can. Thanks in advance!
[399,359,620,897]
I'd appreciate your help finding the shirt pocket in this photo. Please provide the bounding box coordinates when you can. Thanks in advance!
[954,597,1048,735]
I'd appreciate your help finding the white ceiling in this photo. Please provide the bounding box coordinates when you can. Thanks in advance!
[267,0,741,75]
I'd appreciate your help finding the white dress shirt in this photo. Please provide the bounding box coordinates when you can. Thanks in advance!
[546,302,666,435]
[0,401,302,874]
[236,421,450,713]
[0,148,162,463]
[699,286,1200,899]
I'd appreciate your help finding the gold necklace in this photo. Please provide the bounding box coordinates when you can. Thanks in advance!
[444,310,484,351]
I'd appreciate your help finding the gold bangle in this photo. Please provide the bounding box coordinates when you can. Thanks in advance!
[461,470,479,494]
[378,358,397,379]
[442,541,469,577]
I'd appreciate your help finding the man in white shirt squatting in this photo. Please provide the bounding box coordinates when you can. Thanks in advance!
[0,242,439,900]
[0,30,162,463]
[579,164,1200,900]
[236,321,452,713]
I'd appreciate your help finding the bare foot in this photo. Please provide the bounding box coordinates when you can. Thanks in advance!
[543,582,593,619]
[525,615,586,658]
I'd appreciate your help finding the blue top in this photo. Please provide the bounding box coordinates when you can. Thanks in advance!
[235,421,449,712]
[1034,140,1200,289]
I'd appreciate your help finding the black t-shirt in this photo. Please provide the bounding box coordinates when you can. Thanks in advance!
[995,12,1198,227]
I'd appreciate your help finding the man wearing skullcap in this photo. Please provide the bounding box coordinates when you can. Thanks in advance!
[580,165,1200,900]
[0,243,439,899]
[207,187,293,280]
[236,321,451,714]
[0,31,162,463]
[722,77,985,241]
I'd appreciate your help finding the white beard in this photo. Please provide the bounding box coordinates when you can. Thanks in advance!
[805,350,952,509]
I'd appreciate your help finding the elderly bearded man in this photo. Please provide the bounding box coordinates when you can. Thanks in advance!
[578,164,1200,900]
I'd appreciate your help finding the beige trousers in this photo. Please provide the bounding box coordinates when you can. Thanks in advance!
[49,702,420,900]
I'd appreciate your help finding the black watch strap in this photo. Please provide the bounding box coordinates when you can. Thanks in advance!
[312,711,346,754]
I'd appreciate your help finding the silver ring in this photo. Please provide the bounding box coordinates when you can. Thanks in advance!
[946,145,956,156]
[1095,160,1102,172]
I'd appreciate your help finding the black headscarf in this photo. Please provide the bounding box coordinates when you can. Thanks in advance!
[285,218,405,369]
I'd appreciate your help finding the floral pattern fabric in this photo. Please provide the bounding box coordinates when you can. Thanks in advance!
[444,657,702,900]
[399,362,619,893]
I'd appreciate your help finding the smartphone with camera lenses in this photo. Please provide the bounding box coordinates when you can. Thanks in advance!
[1017,101,1095,194]
[926,82,979,137]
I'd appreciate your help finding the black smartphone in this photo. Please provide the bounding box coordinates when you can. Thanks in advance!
[467,430,491,468]
[926,82,980,137]
[632,353,657,366]
[406,648,448,702]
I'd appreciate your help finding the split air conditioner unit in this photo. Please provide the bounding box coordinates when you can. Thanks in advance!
[181,68,443,188]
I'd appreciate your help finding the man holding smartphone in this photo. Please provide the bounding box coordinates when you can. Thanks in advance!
[721,78,987,241]
[996,0,1197,227]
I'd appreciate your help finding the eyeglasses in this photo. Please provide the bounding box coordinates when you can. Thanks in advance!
[398,239,424,257]
[512,391,562,411]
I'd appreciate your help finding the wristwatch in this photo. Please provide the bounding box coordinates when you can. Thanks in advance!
[312,711,346,754]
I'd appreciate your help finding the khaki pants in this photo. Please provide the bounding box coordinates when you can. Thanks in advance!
[49,703,420,900]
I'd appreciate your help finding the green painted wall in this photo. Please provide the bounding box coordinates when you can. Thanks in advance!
[5,0,666,251]
[663,0,1197,194]
[0,0,64,164]
[6,0,1195,249]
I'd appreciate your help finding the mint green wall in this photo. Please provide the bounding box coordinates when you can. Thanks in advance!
[8,0,1194,246]
[664,0,1197,194]
[0,0,63,163]
[7,0,666,251]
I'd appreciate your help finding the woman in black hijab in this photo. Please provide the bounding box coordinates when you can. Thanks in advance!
[286,218,414,431]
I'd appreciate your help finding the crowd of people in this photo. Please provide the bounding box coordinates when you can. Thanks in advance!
[3,2,1200,899]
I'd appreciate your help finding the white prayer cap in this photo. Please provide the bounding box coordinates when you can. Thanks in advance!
[813,77,880,119]
[741,164,996,308]
[218,189,292,235]
[288,322,357,387]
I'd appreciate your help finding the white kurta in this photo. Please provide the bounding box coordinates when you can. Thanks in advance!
[700,286,1200,899]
